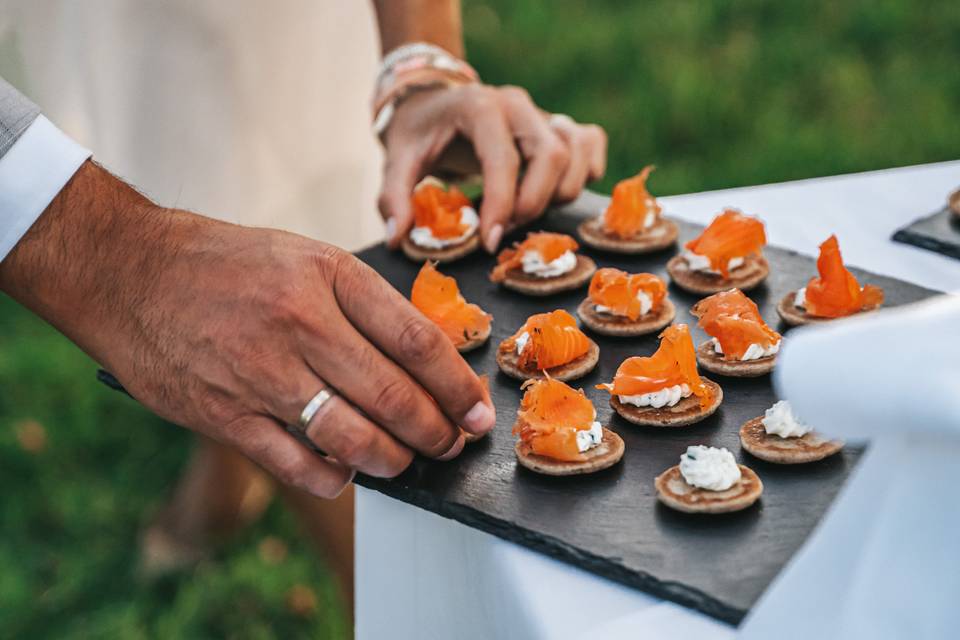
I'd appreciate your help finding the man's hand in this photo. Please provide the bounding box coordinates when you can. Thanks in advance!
[0,161,496,498]
[379,84,607,252]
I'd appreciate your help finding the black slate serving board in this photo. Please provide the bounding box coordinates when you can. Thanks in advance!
[892,205,960,260]
[95,193,942,624]
[352,192,940,625]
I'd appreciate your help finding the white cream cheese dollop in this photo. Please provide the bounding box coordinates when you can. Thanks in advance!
[761,400,812,438]
[576,421,604,453]
[515,331,530,356]
[712,337,780,361]
[409,206,479,249]
[521,249,577,278]
[596,290,653,317]
[679,445,741,491]
[682,249,745,275]
[794,287,807,310]
[619,383,690,409]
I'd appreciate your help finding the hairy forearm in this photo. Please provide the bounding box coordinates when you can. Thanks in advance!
[373,0,464,57]
[0,161,189,371]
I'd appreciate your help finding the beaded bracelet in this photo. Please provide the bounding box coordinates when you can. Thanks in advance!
[373,42,480,136]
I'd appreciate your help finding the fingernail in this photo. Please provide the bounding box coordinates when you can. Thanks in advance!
[384,217,397,244]
[484,224,504,253]
[437,433,466,461]
[463,400,496,434]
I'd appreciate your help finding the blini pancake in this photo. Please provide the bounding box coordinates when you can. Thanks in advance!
[666,254,769,295]
[401,233,480,264]
[577,297,676,337]
[515,427,624,476]
[609,378,723,427]
[655,464,762,514]
[695,340,776,377]
[776,290,881,327]
[497,255,597,296]
[496,340,600,382]
[739,417,843,464]
[576,216,679,254]
[455,323,492,354]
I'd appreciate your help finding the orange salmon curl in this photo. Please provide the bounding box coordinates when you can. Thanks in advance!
[603,165,662,238]
[410,262,492,348]
[412,179,473,239]
[588,268,666,320]
[490,232,579,282]
[685,209,767,277]
[691,289,780,360]
[597,324,714,409]
[502,309,591,370]
[804,235,884,318]
[513,376,596,461]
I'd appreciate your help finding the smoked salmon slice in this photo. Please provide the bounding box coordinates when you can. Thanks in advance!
[588,268,666,320]
[597,324,714,408]
[685,209,766,277]
[502,309,591,370]
[412,180,473,239]
[411,262,492,348]
[513,376,596,461]
[490,232,579,282]
[603,165,662,238]
[804,235,884,317]
[691,289,780,360]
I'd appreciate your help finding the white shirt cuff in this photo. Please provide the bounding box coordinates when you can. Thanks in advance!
[0,115,92,262]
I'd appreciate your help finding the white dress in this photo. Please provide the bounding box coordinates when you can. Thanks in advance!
[0,0,383,251]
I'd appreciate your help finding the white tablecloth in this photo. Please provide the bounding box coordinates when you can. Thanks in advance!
[356,161,960,640]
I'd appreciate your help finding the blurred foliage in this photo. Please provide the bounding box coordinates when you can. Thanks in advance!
[2,1,958,637]
[465,0,960,196]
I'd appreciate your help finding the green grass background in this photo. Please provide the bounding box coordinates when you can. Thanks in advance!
[1,1,958,637]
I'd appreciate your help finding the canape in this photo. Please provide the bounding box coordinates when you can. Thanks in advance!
[739,400,844,464]
[497,310,599,381]
[691,288,781,377]
[950,188,960,221]
[512,376,625,476]
[577,166,679,253]
[666,209,769,294]
[400,177,480,263]
[490,231,596,295]
[576,268,675,337]
[777,234,884,326]
[597,324,722,427]
[655,445,763,514]
[410,262,492,353]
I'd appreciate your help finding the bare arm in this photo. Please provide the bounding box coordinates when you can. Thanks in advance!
[373,0,464,57]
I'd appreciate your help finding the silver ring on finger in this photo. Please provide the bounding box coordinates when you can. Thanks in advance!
[299,388,336,430]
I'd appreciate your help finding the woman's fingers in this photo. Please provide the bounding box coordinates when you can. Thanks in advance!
[223,414,354,499]
[455,88,520,252]
[326,255,496,437]
[499,87,570,224]
[549,115,592,203]
[379,146,424,248]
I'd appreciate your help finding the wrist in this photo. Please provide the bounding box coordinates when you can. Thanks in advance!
[0,160,179,369]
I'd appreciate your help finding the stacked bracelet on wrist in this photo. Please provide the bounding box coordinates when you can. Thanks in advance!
[373,42,480,137]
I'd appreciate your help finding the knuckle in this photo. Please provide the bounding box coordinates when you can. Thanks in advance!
[385,450,415,478]
[195,392,241,428]
[397,316,444,364]
[333,425,377,468]
[499,85,531,105]
[375,378,418,422]
[274,451,312,488]
[544,136,571,168]
[423,428,458,458]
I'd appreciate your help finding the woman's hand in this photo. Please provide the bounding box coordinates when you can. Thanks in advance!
[0,161,497,499]
[379,84,607,252]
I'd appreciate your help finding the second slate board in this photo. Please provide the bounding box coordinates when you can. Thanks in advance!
[354,192,940,625]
